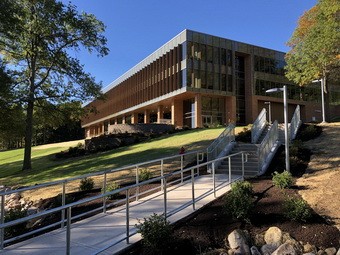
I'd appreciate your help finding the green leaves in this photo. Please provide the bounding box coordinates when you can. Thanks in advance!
[285,0,340,85]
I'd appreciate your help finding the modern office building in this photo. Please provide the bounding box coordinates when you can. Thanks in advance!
[82,29,339,138]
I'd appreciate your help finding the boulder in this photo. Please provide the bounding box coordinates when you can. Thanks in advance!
[272,243,297,255]
[227,230,250,255]
[264,226,283,246]
[304,243,317,254]
[261,244,278,255]
[250,246,261,255]
[325,248,337,255]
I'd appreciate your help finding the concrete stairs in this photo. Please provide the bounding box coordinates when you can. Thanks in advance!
[216,143,259,177]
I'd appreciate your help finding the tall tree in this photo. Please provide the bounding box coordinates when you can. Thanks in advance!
[285,0,340,86]
[0,0,108,170]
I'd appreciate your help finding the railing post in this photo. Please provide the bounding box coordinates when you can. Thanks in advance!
[191,168,195,210]
[196,153,199,176]
[66,207,71,255]
[212,162,216,198]
[180,155,184,183]
[126,189,130,244]
[0,193,4,250]
[135,166,139,201]
[228,157,231,183]
[241,153,245,178]
[161,159,164,191]
[163,178,167,219]
[103,172,107,213]
[61,182,66,228]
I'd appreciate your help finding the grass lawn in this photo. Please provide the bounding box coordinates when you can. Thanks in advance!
[0,126,249,187]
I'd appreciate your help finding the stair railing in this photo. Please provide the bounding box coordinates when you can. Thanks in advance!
[258,120,278,174]
[251,108,267,144]
[206,123,235,163]
[289,105,302,140]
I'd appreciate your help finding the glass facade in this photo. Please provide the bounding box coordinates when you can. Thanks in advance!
[254,55,285,75]
[202,97,225,126]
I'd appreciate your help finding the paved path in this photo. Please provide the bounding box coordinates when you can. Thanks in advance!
[1,174,241,255]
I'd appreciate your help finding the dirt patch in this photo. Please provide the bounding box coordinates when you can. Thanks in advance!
[296,122,340,230]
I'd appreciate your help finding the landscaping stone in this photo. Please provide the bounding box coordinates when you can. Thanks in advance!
[250,246,261,255]
[272,243,297,255]
[227,229,249,249]
[264,226,283,246]
[325,248,337,255]
[304,243,317,254]
[261,244,278,255]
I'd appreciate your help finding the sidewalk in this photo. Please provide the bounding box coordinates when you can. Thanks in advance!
[1,174,241,255]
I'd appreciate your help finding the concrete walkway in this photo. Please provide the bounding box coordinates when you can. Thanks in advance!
[1,174,241,255]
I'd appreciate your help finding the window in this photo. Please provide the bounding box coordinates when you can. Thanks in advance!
[207,46,213,63]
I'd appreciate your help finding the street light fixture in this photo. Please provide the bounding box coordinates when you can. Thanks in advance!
[312,78,326,123]
[266,86,290,172]
[264,101,272,124]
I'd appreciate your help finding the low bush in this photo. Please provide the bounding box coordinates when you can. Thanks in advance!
[272,171,293,189]
[139,168,153,182]
[5,206,28,238]
[135,213,173,253]
[296,124,322,141]
[224,181,254,222]
[105,182,121,200]
[284,196,312,222]
[79,177,95,191]
[235,128,251,143]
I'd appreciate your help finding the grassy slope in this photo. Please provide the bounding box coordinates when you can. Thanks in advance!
[0,127,247,187]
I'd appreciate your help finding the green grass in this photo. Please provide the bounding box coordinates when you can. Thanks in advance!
[0,127,245,187]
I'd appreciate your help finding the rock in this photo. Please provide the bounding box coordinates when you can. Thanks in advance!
[283,233,303,254]
[304,243,317,254]
[264,226,283,246]
[250,246,261,255]
[261,244,278,255]
[272,243,297,255]
[336,248,340,255]
[253,233,265,247]
[318,250,327,255]
[325,248,337,255]
[227,229,248,249]
[303,253,316,255]
[202,248,228,255]
[227,230,250,255]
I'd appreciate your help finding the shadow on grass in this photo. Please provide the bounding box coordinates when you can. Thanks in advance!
[0,138,214,187]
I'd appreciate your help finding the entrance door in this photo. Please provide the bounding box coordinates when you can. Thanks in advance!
[202,115,212,126]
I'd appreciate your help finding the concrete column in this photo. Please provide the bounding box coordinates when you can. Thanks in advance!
[131,113,138,124]
[122,116,126,124]
[226,96,237,124]
[144,110,150,123]
[171,99,183,127]
[114,118,118,125]
[157,105,163,123]
[194,94,202,128]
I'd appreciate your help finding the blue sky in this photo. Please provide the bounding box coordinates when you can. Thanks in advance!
[64,0,317,89]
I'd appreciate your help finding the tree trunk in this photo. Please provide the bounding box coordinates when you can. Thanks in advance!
[22,99,34,170]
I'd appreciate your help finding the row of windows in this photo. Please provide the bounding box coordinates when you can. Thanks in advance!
[187,41,232,66]
[254,55,286,76]
[255,79,324,102]
[185,68,233,92]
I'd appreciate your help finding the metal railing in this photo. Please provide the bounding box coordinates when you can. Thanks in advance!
[289,105,301,140]
[251,108,267,144]
[0,150,204,248]
[258,120,279,173]
[206,124,235,162]
[0,152,246,253]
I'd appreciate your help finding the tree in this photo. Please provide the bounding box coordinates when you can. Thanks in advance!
[285,0,340,87]
[0,0,109,170]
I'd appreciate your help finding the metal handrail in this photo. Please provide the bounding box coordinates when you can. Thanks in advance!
[206,124,235,162]
[289,105,301,140]
[251,108,267,144]
[1,151,247,253]
[258,120,279,172]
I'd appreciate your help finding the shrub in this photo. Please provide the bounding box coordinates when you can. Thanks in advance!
[297,124,322,141]
[4,206,28,238]
[272,171,293,189]
[284,197,312,222]
[235,128,251,143]
[289,140,303,157]
[224,181,254,222]
[135,213,173,253]
[105,182,121,200]
[139,168,153,182]
[79,177,95,191]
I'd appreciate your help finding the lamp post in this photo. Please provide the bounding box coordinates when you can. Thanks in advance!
[312,78,326,123]
[266,86,290,172]
[264,101,272,124]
